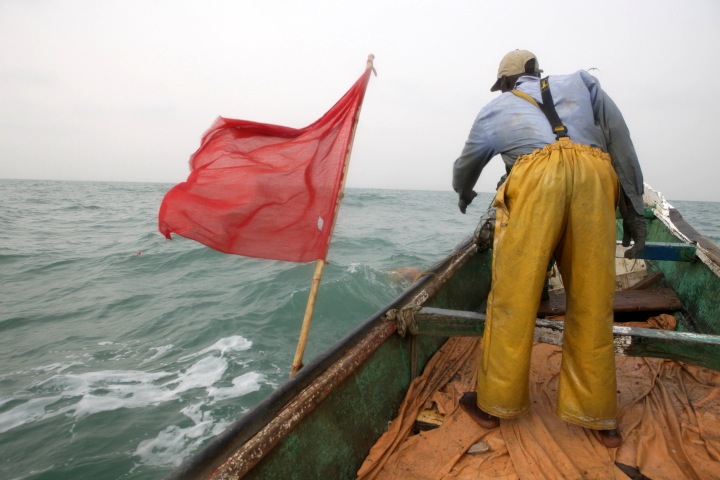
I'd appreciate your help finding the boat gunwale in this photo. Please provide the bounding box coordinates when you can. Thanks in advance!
[645,184,720,274]
[166,237,477,479]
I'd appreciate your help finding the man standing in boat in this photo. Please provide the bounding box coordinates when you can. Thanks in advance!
[452,50,646,447]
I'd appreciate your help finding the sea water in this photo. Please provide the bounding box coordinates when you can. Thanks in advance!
[0,179,718,479]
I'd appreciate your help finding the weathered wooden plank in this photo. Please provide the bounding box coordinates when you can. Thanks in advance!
[628,270,664,290]
[613,289,683,312]
[537,288,682,317]
[412,307,720,370]
[616,241,696,261]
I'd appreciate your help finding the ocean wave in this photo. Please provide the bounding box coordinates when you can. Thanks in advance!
[133,402,233,468]
[0,334,265,463]
[134,369,266,468]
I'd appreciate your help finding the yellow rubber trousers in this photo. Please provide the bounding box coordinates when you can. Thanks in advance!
[476,138,619,430]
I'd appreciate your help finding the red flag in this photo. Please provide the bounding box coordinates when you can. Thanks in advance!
[159,66,372,262]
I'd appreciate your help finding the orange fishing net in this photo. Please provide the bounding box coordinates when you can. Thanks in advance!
[357,334,720,479]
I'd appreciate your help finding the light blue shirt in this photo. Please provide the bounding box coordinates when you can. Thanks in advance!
[452,71,644,214]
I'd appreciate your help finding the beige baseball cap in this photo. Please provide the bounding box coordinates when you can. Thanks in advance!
[490,50,542,92]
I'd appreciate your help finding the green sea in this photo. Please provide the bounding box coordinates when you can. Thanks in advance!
[0,179,718,479]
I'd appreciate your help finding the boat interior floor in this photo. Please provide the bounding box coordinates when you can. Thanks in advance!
[357,336,720,480]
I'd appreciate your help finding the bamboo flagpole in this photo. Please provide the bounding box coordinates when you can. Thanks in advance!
[290,54,376,377]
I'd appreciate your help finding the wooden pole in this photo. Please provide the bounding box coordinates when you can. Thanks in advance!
[289,55,375,377]
[290,259,326,376]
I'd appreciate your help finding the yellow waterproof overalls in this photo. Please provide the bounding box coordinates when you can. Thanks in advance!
[475,85,619,430]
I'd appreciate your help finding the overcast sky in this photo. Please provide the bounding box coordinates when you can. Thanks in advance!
[1,0,719,201]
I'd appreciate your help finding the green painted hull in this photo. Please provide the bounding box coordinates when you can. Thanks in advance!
[168,186,720,479]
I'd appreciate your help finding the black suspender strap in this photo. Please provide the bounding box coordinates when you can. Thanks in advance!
[511,77,569,140]
[538,78,568,139]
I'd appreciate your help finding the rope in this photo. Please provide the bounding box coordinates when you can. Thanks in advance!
[386,305,421,337]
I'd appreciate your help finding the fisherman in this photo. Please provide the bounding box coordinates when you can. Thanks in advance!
[452,50,646,448]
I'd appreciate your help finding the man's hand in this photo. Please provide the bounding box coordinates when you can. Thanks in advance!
[618,192,647,259]
[458,190,477,214]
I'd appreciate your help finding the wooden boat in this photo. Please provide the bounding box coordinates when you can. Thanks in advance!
[168,185,720,479]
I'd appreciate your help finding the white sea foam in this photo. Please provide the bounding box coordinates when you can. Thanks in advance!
[31,362,83,374]
[0,362,82,380]
[208,371,265,401]
[0,336,262,438]
[0,396,62,434]
[166,356,227,394]
[134,402,231,467]
[179,335,252,361]
[141,344,174,364]
[132,371,265,468]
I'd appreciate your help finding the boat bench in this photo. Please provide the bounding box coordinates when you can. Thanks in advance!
[400,241,720,370]
[407,306,720,370]
[538,288,682,316]
[410,242,693,336]
[536,241,693,315]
